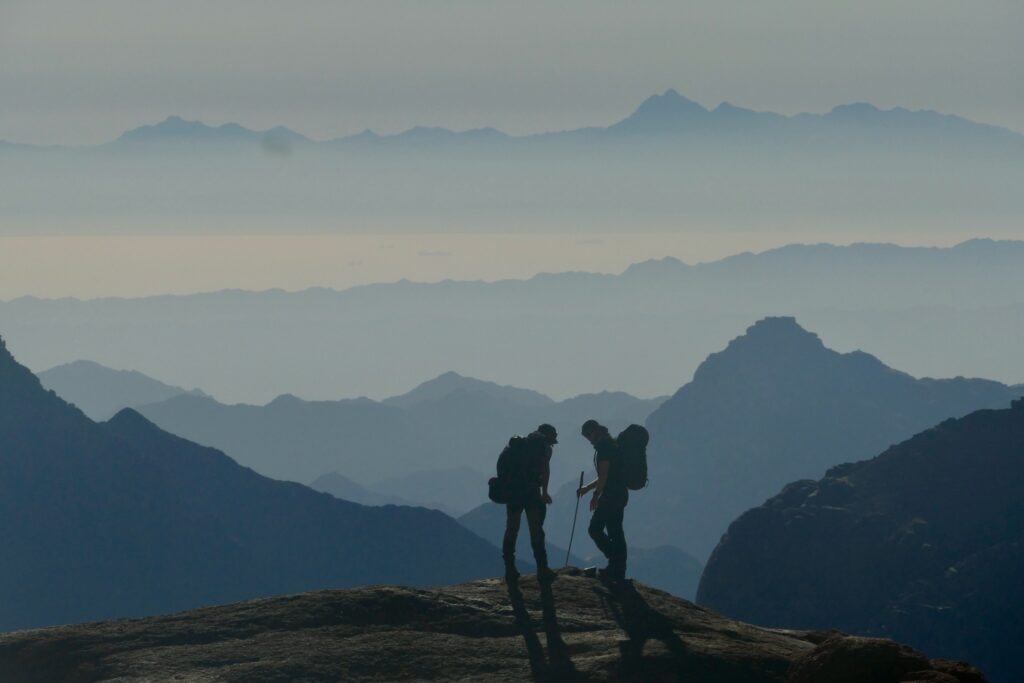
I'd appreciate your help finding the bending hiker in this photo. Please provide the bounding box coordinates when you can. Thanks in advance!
[492,424,558,584]
[578,419,629,582]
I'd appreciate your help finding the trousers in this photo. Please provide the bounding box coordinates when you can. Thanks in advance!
[503,499,549,570]
[588,503,626,577]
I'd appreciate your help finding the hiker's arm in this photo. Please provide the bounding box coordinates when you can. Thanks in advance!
[541,457,552,504]
[589,460,610,511]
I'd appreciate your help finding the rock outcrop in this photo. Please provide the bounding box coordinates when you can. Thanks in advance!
[698,401,1024,682]
[0,571,985,682]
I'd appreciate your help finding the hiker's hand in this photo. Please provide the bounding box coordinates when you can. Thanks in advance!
[542,492,553,505]
[589,493,599,511]
[576,486,587,498]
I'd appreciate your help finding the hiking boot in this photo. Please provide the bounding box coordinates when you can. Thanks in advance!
[582,566,600,578]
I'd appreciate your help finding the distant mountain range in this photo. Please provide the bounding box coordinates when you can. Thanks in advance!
[38,359,203,421]
[74,369,662,513]
[698,399,1024,683]
[7,240,1024,407]
[22,90,1021,149]
[0,335,499,631]
[3,91,1021,232]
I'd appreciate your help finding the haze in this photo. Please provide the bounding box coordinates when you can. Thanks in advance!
[3,0,1022,146]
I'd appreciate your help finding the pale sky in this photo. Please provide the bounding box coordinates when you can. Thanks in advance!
[2,0,1022,145]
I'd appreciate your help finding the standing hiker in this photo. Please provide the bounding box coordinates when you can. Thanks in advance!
[577,419,629,582]
[496,424,558,584]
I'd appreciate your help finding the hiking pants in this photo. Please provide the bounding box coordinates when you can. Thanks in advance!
[588,503,626,577]
[504,500,549,570]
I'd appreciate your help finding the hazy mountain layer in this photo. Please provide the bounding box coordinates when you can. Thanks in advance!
[130,372,661,511]
[0,336,498,631]
[38,359,199,421]
[698,400,1024,683]
[4,92,1022,234]
[5,240,1024,405]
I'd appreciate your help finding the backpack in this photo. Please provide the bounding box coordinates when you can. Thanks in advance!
[488,436,532,504]
[616,424,649,490]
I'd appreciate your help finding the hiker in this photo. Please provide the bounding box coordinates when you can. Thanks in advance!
[577,419,628,582]
[498,424,558,584]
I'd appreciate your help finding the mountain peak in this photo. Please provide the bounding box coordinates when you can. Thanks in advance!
[612,89,711,132]
[735,316,824,350]
[683,317,830,390]
[385,371,553,408]
[105,407,159,433]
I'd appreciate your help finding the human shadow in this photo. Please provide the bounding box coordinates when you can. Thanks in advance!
[597,581,694,681]
[506,580,580,681]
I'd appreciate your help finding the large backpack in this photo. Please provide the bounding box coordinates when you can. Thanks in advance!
[616,424,649,490]
[488,436,532,503]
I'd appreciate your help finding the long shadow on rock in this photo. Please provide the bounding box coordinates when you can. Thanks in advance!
[599,581,777,683]
[507,581,581,682]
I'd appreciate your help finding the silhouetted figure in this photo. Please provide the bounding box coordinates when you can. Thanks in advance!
[501,424,558,584]
[578,419,628,582]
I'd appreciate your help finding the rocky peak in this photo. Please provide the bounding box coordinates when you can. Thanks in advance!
[0,570,984,682]
[689,316,828,384]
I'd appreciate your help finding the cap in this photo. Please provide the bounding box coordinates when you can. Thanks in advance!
[537,423,558,444]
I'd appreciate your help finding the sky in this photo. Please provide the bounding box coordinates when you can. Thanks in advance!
[2,0,1022,146]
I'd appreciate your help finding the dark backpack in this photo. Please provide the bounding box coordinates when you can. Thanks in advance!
[616,424,649,490]
[488,436,532,504]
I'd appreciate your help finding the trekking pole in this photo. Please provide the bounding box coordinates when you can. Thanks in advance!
[564,471,585,567]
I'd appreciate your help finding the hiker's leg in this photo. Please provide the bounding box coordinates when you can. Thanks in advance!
[588,506,613,560]
[503,504,523,569]
[606,506,626,578]
[525,502,549,570]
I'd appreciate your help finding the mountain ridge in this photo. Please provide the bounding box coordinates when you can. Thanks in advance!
[10,92,1018,149]
[0,335,500,631]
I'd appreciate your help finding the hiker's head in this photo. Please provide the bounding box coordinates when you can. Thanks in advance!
[581,419,608,444]
[537,423,558,445]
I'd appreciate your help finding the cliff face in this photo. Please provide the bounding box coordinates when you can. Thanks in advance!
[0,570,986,683]
[698,400,1024,682]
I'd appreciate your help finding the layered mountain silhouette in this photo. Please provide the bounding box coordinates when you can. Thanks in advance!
[698,399,1024,683]
[8,240,1024,408]
[383,370,553,409]
[629,317,1019,559]
[115,116,310,149]
[129,372,662,512]
[308,471,416,508]
[4,92,1021,233]
[38,359,202,420]
[94,91,1024,148]
[0,570,987,682]
[0,336,498,631]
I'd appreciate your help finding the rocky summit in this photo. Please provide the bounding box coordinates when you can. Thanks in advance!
[0,570,986,683]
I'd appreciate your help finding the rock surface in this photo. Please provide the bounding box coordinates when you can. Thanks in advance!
[0,572,987,683]
[0,570,815,682]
